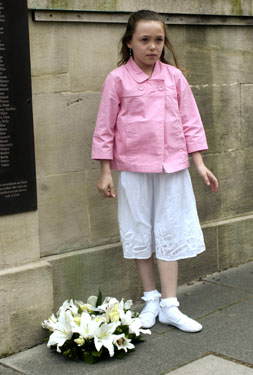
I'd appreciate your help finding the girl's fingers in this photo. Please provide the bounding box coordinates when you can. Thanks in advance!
[98,184,116,198]
[110,184,116,198]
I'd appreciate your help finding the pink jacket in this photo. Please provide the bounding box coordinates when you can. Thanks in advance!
[92,57,208,173]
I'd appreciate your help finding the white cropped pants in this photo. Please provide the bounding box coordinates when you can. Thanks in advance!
[118,169,205,261]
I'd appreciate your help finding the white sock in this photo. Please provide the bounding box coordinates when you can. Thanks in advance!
[143,289,160,299]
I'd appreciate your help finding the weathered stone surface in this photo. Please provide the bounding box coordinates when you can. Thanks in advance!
[189,162,223,224]
[27,0,253,16]
[31,72,70,94]
[241,84,253,149]
[68,23,125,92]
[191,149,253,222]
[43,243,142,311]
[37,172,90,256]
[217,216,253,270]
[87,169,120,245]
[28,13,68,77]
[179,226,218,284]
[0,212,40,270]
[193,84,241,153]
[168,25,253,85]
[33,92,99,177]
[0,261,53,357]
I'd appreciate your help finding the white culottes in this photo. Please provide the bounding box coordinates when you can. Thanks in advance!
[118,169,205,261]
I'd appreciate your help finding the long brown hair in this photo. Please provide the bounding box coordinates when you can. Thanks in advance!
[118,10,179,68]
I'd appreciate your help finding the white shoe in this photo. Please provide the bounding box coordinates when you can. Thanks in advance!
[158,298,202,333]
[139,291,161,329]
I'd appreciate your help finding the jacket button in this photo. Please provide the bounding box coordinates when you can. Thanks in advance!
[138,85,144,91]
[159,85,164,91]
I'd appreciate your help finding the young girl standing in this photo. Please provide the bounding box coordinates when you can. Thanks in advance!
[92,10,218,333]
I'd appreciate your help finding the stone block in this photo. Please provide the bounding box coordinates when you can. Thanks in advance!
[37,172,90,256]
[33,92,99,177]
[115,0,253,16]
[189,161,223,224]
[0,212,40,270]
[31,73,70,94]
[166,25,253,85]
[0,261,53,357]
[241,84,253,148]
[218,216,253,270]
[87,169,120,245]
[68,23,125,92]
[191,149,253,221]
[28,13,68,77]
[179,225,218,284]
[28,0,253,16]
[43,243,142,311]
[221,169,253,217]
[192,84,240,154]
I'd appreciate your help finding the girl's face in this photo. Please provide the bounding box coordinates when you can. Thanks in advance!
[127,20,165,73]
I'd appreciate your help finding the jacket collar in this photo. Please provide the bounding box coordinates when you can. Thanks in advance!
[125,57,162,83]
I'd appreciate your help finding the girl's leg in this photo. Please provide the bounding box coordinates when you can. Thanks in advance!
[157,259,178,298]
[157,258,202,333]
[135,255,156,292]
[135,255,161,329]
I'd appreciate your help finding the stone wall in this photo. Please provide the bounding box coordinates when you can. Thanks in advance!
[0,0,253,357]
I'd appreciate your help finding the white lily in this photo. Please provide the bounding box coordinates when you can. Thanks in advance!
[57,299,79,317]
[119,309,134,326]
[99,297,119,311]
[41,313,57,332]
[94,322,120,357]
[72,311,101,339]
[129,317,151,336]
[47,310,74,353]
[124,299,133,310]
[113,333,135,352]
[74,336,85,346]
[77,296,101,314]
[87,295,98,306]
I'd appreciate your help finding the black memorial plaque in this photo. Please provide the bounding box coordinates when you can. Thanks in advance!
[0,0,37,215]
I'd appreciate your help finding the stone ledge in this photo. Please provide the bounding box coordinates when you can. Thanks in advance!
[27,0,253,16]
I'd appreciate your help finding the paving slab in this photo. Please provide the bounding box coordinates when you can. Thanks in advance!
[203,262,253,293]
[167,355,253,374]
[165,297,253,366]
[0,364,23,375]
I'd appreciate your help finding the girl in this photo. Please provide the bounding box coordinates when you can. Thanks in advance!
[92,10,218,333]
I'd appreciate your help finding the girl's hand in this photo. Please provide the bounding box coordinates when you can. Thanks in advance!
[97,160,116,198]
[97,173,116,198]
[192,152,218,192]
[196,164,219,192]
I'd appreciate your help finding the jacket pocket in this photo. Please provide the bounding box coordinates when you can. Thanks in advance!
[125,121,164,164]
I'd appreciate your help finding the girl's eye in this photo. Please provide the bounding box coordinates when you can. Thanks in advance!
[141,38,148,42]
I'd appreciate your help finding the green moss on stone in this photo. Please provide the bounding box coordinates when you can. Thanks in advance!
[231,0,243,16]
[46,0,117,11]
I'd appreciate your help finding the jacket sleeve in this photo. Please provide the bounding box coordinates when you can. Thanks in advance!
[175,69,208,154]
[91,73,120,160]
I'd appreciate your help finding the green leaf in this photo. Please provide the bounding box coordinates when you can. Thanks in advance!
[78,306,83,314]
[115,350,127,359]
[96,289,103,307]
[91,349,103,357]
[83,352,96,364]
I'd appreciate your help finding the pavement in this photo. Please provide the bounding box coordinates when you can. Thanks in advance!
[1,261,253,375]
